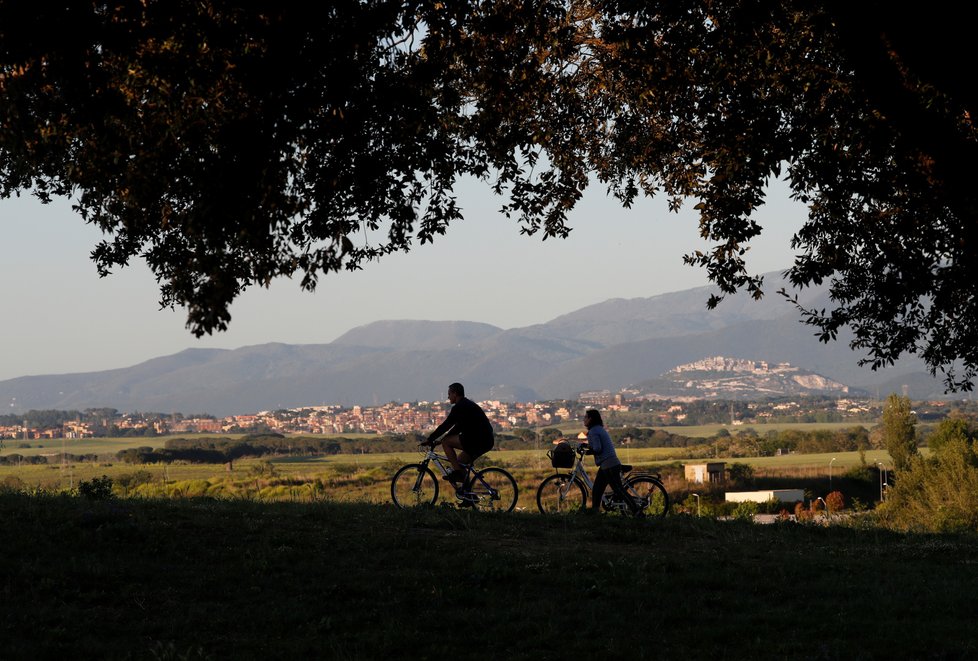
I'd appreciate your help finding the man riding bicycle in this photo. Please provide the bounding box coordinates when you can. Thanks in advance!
[425,382,494,487]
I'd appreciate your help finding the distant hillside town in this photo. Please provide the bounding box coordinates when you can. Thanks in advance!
[3,399,578,440]
[0,392,922,442]
[649,356,851,399]
[2,355,960,442]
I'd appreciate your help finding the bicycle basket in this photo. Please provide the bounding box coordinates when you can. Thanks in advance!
[548,441,575,469]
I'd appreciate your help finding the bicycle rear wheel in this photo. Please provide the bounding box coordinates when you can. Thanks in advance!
[468,467,518,512]
[391,464,439,509]
[625,475,670,518]
[536,474,587,513]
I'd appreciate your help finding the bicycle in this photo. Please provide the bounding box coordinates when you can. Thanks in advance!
[390,443,519,512]
[536,441,670,517]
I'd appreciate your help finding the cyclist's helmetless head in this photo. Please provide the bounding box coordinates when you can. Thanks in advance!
[584,409,603,428]
[448,382,464,403]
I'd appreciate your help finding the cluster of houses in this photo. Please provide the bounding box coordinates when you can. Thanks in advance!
[0,399,596,440]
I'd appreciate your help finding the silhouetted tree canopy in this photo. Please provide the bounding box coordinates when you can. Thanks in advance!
[2,2,975,386]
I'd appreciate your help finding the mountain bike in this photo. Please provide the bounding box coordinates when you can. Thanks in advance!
[390,444,518,512]
[536,441,669,517]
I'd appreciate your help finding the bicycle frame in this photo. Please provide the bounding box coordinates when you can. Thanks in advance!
[414,446,497,498]
[554,445,659,511]
[391,444,518,511]
[418,446,460,480]
[567,452,596,495]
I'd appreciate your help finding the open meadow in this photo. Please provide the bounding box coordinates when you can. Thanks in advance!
[0,438,898,509]
[3,432,975,658]
[2,491,977,659]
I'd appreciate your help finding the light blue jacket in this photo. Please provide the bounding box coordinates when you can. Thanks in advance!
[587,424,620,469]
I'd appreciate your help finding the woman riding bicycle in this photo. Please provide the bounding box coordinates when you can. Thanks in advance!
[582,409,642,516]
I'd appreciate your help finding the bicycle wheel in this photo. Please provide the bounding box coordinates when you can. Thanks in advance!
[468,467,518,512]
[625,475,670,518]
[390,464,439,509]
[536,474,587,514]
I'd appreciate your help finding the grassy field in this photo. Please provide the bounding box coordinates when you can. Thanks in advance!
[0,442,903,510]
[3,436,966,658]
[651,420,877,438]
[1,491,976,659]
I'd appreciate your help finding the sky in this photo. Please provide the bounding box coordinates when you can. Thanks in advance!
[0,177,807,382]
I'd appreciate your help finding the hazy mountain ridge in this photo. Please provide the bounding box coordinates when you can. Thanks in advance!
[331,320,502,350]
[0,271,957,415]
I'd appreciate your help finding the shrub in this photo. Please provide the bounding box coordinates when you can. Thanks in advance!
[844,465,875,482]
[878,438,978,533]
[78,475,114,500]
[732,500,759,520]
[757,497,785,514]
[825,490,845,512]
[1,475,25,492]
[727,462,755,485]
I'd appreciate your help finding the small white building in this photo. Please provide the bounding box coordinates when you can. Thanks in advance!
[684,462,726,484]
[725,489,805,504]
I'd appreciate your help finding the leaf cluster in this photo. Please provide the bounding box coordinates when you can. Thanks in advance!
[3,2,977,387]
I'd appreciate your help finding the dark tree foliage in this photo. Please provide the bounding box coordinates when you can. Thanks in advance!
[113,433,416,463]
[0,408,125,428]
[0,410,81,428]
[2,2,976,387]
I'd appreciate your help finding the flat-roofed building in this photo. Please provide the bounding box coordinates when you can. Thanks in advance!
[684,462,726,484]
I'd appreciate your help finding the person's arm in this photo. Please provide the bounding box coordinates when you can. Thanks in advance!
[427,408,457,443]
[586,427,603,455]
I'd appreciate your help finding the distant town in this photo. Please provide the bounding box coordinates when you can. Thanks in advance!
[1,388,969,441]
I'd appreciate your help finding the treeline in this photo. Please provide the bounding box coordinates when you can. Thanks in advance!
[0,407,166,437]
[712,426,872,457]
[115,433,430,464]
[608,427,709,448]
[0,408,123,428]
[4,427,876,468]
[0,453,100,465]
[500,425,871,454]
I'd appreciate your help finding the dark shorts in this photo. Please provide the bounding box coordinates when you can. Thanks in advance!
[460,432,494,460]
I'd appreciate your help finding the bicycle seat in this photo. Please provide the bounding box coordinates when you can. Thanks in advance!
[620,464,633,473]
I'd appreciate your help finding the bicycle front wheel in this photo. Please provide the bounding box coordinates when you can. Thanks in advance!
[391,464,439,509]
[625,475,670,518]
[469,467,518,512]
[536,474,587,514]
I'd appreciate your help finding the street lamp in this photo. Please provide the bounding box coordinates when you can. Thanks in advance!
[691,493,701,516]
[829,457,837,491]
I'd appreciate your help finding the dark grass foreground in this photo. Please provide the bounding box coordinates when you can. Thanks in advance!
[2,493,976,660]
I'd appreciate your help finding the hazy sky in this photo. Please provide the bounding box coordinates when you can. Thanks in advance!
[1,177,807,381]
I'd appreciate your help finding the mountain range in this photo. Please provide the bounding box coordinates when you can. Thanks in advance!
[0,271,961,416]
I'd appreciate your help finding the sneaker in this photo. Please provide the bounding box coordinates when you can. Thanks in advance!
[444,468,466,485]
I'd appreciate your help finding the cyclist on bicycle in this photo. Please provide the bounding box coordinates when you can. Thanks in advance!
[425,382,495,487]
[582,408,642,516]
